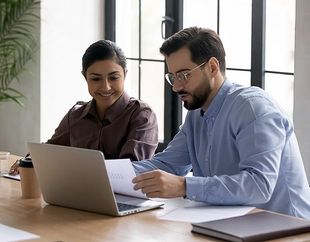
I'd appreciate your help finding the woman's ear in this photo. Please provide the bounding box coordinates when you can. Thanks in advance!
[124,69,128,78]
[81,71,87,80]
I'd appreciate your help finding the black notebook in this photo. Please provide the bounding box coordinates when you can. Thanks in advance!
[191,211,310,242]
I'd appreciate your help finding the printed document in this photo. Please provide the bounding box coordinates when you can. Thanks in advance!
[105,159,147,199]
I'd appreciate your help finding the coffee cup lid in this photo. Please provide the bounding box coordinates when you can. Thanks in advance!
[19,157,34,168]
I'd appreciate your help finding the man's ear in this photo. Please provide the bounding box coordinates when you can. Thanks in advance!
[208,57,220,77]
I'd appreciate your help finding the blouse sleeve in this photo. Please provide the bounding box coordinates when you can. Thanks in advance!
[119,106,158,161]
[46,111,71,146]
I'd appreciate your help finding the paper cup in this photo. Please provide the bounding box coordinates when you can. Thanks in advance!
[0,151,10,175]
[19,157,41,199]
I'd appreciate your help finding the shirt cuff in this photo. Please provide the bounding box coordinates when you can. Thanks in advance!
[185,176,200,200]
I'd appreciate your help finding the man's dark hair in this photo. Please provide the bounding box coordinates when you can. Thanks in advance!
[82,40,127,76]
[160,27,226,75]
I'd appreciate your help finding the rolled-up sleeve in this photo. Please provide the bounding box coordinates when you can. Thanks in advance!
[120,107,158,161]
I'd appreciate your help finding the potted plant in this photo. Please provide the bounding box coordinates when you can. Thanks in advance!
[0,0,40,106]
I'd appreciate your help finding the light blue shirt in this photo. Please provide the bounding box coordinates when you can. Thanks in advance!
[133,80,310,219]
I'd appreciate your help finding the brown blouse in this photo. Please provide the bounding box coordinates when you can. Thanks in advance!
[47,92,158,161]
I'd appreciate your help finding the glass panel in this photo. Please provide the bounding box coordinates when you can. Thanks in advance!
[265,0,295,73]
[125,60,139,98]
[265,73,294,117]
[183,0,218,30]
[141,0,165,60]
[220,0,252,69]
[140,61,165,142]
[116,0,139,58]
[226,70,251,87]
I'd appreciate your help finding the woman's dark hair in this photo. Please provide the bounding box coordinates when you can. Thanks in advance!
[82,40,127,76]
[160,27,226,75]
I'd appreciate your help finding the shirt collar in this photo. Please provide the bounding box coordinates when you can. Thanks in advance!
[105,92,130,122]
[81,92,130,122]
[201,80,233,119]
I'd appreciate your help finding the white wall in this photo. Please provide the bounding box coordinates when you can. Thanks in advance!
[0,8,40,156]
[0,0,104,156]
[294,0,310,181]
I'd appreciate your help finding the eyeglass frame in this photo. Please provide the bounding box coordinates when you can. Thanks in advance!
[164,61,208,86]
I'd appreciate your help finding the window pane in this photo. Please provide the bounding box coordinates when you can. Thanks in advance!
[226,70,251,87]
[140,61,165,141]
[266,0,295,72]
[220,0,252,69]
[265,73,294,117]
[141,0,165,60]
[183,0,218,30]
[116,0,139,58]
[125,60,139,98]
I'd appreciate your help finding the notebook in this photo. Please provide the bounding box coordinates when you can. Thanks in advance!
[191,211,310,242]
[27,142,164,216]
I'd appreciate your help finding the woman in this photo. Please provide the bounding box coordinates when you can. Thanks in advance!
[10,40,158,174]
[48,40,158,160]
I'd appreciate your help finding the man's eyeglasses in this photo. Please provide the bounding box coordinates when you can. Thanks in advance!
[165,61,207,86]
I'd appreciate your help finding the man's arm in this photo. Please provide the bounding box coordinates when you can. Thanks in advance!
[132,127,192,175]
[131,126,192,198]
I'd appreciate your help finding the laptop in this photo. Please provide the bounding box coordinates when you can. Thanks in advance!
[27,142,164,216]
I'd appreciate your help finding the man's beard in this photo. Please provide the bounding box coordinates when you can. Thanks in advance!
[182,80,211,110]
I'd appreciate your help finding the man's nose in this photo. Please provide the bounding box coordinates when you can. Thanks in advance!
[172,79,184,93]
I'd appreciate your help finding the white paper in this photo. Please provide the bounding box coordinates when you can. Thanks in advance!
[105,159,147,199]
[160,200,255,223]
[0,224,39,242]
[2,173,20,181]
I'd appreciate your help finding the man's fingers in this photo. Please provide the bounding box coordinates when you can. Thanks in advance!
[133,176,158,190]
[132,169,185,198]
[145,191,162,198]
[141,184,159,194]
[132,170,159,183]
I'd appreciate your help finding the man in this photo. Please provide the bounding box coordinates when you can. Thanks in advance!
[132,27,310,219]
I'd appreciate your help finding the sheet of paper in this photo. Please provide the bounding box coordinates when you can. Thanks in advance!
[160,200,255,223]
[105,159,147,199]
[2,173,20,181]
[0,224,39,242]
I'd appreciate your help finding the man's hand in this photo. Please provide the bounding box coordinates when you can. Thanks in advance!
[132,170,186,198]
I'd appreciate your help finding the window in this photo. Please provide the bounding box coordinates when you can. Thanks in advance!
[265,0,295,116]
[108,0,182,150]
[114,0,166,144]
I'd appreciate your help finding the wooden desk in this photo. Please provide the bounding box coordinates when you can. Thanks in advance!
[1,156,310,241]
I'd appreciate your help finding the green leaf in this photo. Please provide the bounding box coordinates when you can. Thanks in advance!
[0,0,39,106]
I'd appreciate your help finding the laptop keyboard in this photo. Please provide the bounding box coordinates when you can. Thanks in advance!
[117,202,140,212]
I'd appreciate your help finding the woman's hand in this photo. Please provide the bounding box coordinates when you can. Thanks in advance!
[9,159,20,175]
